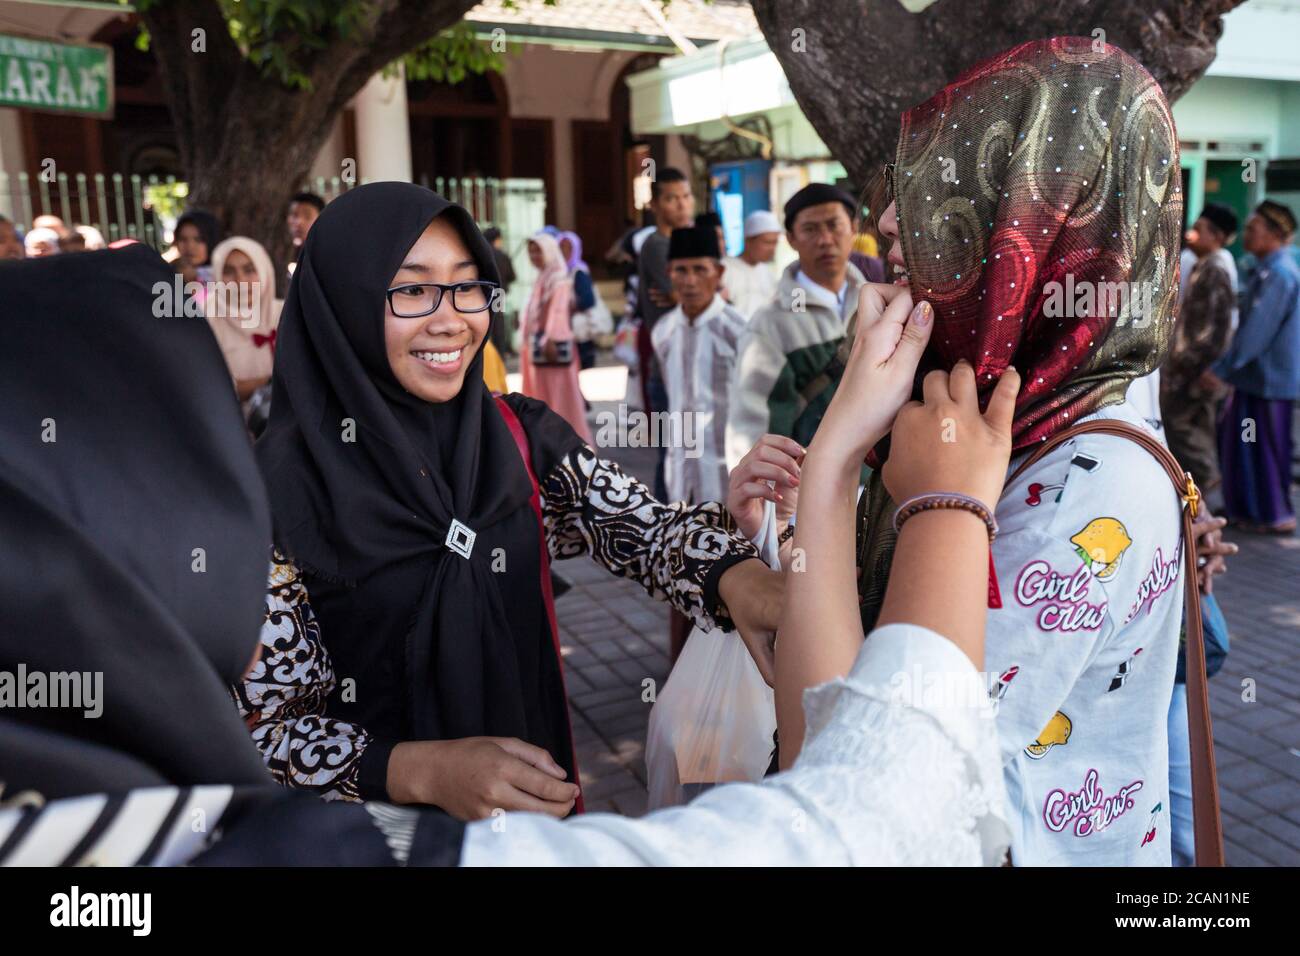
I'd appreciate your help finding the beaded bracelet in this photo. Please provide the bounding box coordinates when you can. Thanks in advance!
[892,492,999,541]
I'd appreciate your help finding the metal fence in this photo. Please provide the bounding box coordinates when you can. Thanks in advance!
[1,171,547,254]
[1,170,179,248]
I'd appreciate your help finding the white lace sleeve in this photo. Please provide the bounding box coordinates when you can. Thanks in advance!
[459,624,1011,866]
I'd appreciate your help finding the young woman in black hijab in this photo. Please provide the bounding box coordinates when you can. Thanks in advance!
[246,182,782,819]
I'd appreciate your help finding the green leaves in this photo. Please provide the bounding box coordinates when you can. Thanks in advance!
[401,21,505,84]
[131,1,504,91]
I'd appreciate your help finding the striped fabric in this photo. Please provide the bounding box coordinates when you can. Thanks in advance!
[0,786,233,867]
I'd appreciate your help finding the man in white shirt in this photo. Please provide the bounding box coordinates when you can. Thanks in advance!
[652,224,748,504]
[726,183,864,467]
[722,210,781,319]
[652,223,749,661]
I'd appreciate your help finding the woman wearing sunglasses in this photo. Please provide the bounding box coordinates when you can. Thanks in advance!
[242,183,782,822]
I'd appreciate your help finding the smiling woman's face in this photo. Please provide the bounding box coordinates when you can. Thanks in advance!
[384,216,489,404]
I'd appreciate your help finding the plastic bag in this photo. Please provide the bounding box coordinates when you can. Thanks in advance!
[645,502,781,809]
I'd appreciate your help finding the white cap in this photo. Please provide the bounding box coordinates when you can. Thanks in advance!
[743,209,782,237]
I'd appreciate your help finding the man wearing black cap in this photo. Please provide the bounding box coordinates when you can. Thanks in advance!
[652,223,748,661]
[1160,203,1239,491]
[725,183,865,466]
[1211,199,1300,532]
[653,224,747,505]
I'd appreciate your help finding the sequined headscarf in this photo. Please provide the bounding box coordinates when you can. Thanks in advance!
[858,37,1183,629]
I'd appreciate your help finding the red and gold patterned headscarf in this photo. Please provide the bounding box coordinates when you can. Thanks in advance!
[858,37,1183,629]
[896,36,1182,450]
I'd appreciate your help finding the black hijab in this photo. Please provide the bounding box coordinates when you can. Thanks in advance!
[257,183,580,788]
[0,244,274,799]
[175,208,221,265]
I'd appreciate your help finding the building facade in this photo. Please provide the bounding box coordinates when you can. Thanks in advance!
[626,0,1300,259]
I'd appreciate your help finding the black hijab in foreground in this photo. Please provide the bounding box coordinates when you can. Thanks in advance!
[0,243,272,798]
[258,183,582,790]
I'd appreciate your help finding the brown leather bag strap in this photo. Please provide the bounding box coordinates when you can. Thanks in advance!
[1003,420,1225,866]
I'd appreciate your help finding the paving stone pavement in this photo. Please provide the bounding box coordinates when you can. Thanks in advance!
[556,386,1300,864]
[1198,487,1300,867]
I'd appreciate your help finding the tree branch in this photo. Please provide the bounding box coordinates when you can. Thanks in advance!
[750,0,1248,187]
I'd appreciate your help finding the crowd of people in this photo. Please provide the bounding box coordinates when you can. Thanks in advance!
[1,36,1297,867]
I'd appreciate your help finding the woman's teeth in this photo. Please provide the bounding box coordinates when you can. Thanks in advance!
[413,349,462,364]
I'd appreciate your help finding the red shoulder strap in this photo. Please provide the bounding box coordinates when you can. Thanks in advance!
[494,395,583,813]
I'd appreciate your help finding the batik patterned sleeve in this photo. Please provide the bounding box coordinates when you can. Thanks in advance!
[230,551,372,802]
[540,446,760,632]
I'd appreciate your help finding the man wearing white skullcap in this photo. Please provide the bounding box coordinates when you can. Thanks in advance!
[721,209,782,319]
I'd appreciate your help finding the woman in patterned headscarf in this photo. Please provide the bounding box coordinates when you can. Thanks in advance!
[778,38,1190,866]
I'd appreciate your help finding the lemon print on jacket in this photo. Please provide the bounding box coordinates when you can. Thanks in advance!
[1070,517,1132,582]
[1025,711,1072,759]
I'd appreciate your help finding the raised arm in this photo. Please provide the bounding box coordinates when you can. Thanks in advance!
[774,286,930,762]
[775,281,1019,766]
[541,445,766,631]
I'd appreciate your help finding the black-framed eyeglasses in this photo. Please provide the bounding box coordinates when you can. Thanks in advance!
[385,280,499,318]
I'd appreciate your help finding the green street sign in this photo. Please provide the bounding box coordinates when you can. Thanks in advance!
[0,33,114,118]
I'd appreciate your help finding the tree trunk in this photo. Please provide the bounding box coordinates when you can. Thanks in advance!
[137,0,482,281]
[750,0,1247,189]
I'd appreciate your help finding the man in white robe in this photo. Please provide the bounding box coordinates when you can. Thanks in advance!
[652,224,748,505]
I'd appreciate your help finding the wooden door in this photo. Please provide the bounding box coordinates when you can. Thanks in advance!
[572,119,622,278]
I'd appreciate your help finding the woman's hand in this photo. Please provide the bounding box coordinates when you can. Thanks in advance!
[387,737,579,821]
[726,434,804,541]
[717,558,785,686]
[810,286,934,471]
[883,361,1021,511]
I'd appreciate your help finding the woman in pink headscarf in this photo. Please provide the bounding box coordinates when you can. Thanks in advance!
[520,232,593,441]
